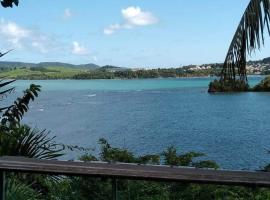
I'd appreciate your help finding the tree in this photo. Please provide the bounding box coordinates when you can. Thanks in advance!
[209,0,270,92]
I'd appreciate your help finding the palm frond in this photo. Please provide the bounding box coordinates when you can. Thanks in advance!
[1,84,41,125]
[0,49,13,57]
[0,79,15,101]
[6,178,41,200]
[0,50,16,100]
[221,0,270,82]
[1,0,18,8]
[15,126,64,159]
[0,126,64,159]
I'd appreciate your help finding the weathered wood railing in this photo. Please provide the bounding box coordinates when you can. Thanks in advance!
[1,156,270,199]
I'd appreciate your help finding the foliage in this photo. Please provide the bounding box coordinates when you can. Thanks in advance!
[1,84,41,126]
[0,79,15,99]
[0,65,221,80]
[211,0,270,92]
[252,76,270,91]
[6,178,40,200]
[99,138,136,163]
[220,0,270,83]
[0,72,64,199]
[0,49,62,160]
[0,126,63,159]
[0,82,63,162]
[38,139,270,200]
[1,0,18,8]
[208,79,250,92]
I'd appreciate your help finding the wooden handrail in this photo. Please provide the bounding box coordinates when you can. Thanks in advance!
[0,156,270,187]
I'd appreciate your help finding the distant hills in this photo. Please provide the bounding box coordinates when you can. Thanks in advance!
[1,56,269,80]
[0,56,269,70]
[247,57,270,64]
[0,61,100,70]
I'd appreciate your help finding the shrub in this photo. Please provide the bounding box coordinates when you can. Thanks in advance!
[208,79,249,92]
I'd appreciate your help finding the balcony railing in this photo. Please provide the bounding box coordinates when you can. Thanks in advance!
[1,156,270,200]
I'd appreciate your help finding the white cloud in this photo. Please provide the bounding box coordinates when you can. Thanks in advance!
[0,18,57,53]
[63,8,73,19]
[0,19,30,47]
[72,41,89,55]
[104,6,158,35]
[122,7,158,26]
[103,23,121,35]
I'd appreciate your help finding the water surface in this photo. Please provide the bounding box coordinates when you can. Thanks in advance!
[10,77,270,170]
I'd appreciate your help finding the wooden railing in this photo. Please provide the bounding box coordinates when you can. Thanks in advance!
[1,156,270,200]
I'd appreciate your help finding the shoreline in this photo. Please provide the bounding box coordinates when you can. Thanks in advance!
[10,75,265,81]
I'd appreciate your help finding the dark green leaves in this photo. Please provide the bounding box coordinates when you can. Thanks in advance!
[162,146,212,167]
[221,0,270,82]
[1,0,18,8]
[1,84,41,125]
[0,126,64,159]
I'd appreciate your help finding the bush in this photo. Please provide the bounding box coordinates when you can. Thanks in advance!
[208,79,249,92]
[253,76,270,92]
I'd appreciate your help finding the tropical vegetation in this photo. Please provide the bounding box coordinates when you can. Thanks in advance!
[0,65,220,80]
[2,0,270,199]
[209,0,270,92]
[253,76,270,91]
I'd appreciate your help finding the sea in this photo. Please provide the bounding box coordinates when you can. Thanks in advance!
[7,76,270,170]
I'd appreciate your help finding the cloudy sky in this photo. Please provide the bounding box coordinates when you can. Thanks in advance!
[0,0,269,68]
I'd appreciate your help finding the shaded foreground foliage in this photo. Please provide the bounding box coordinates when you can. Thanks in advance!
[26,139,270,200]
[0,79,65,199]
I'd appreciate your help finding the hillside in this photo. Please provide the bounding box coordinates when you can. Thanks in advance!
[0,56,268,80]
[0,61,100,70]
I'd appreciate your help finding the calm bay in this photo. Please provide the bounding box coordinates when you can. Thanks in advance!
[10,76,270,170]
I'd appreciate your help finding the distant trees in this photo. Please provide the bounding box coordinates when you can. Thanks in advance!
[73,67,217,80]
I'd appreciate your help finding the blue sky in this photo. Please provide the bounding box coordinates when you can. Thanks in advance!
[0,0,269,68]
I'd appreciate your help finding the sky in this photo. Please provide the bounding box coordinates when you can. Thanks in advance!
[0,0,270,68]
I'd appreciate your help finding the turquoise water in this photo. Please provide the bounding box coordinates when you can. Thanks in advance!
[10,76,270,170]
[12,76,263,91]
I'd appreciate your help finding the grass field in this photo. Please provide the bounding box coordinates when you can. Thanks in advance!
[0,67,86,79]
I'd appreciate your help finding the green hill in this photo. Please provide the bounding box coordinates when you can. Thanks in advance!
[0,61,100,70]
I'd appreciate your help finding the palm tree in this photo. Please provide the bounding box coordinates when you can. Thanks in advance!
[209,0,270,92]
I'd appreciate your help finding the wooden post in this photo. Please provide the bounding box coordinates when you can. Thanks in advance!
[112,178,118,200]
[0,171,5,200]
